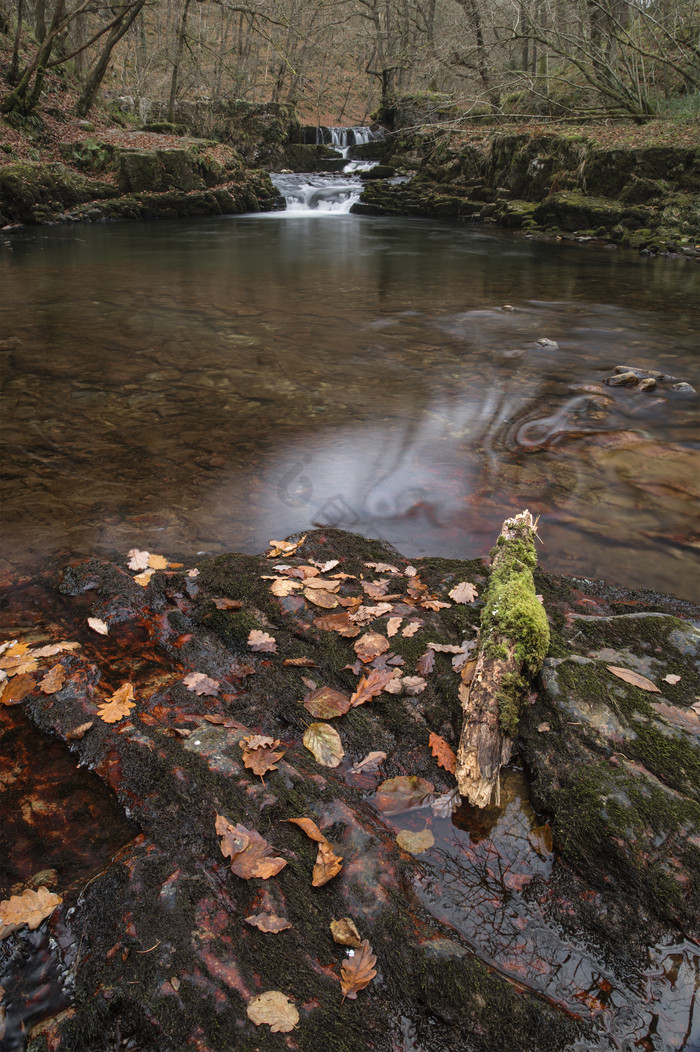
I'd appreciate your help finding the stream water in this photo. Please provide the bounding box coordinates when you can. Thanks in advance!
[1,184,699,1050]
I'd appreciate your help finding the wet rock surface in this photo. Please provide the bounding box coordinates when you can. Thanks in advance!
[1,529,699,1051]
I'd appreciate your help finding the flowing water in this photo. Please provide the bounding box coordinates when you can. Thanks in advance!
[1,204,697,599]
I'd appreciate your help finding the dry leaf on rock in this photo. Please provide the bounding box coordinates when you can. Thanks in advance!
[428,643,465,654]
[382,675,404,695]
[0,647,39,676]
[538,722,551,732]
[312,559,339,572]
[422,599,451,612]
[183,671,220,696]
[375,775,434,815]
[402,622,421,638]
[365,561,399,574]
[350,668,394,707]
[313,840,343,887]
[362,579,389,598]
[241,736,285,777]
[266,535,307,559]
[147,553,168,569]
[417,650,435,677]
[0,887,63,940]
[429,732,456,775]
[211,597,244,610]
[245,913,292,933]
[340,939,377,1001]
[87,617,108,636]
[246,991,299,1032]
[349,603,393,623]
[134,569,155,587]
[402,676,427,696]
[304,588,338,609]
[354,632,390,664]
[330,917,362,947]
[448,581,479,604]
[313,612,360,638]
[97,682,135,723]
[65,721,93,741]
[215,815,287,879]
[1,674,36,705]
[39,664,65,695]
[287,816,326,842]
[248,630,277,653]
[386,617,402,637]
[303,722,344,767]
[127,548,150,570]
[269,578,301,597]
[396,828,435,854]
[30,642,80,658]
[284,656,316,667]
[350,751,387,774]
[663,674,681,684]
[607,666,660,692]
[303,686,351,719]
[404,565,417,577]
[304,578,340,592]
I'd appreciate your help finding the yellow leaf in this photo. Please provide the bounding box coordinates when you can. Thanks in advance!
[0,886,62,940]
[396,828,435,854]
[97,682,135,723]
[303,722,344,767]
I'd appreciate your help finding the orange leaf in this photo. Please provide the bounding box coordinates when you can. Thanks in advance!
[350,668,394,707]
[245,913,292,933]
[97,682,135,723]
[313,840,343,887]
[241,736,285,776]
[313,612,360,638]
[429,732,456,775]
[340,939,377,1000]
[353,632,390,664]
[215,815,286,879]
[0,886,62,939]
[303,588,338,609]
[39,664,65,695]
[287,816,326,842]
[1,673,36,705]
[606,666,660,692]
[211,597,244,610]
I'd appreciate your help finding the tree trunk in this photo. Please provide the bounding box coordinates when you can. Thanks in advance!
[167,0,191,123]
[76,0,146,117]
[10,0,24,83]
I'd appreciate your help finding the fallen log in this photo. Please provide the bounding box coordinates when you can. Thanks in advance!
[456,510,550,807]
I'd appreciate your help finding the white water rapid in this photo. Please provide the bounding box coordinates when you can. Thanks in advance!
[270,125,383,213]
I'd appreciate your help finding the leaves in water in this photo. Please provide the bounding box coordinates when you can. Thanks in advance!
[303,686,351,719]
[430,788,461,818]
[97,682,135,723]
[354,632,390,663]
[350,751,387,774]
[340,939,377,1001]
[183,671,220,695]
[313,612,360,638]
[248,630,277,653]
[87,617,108,636]
[330,917,362,948]
[0,887,63,940]
[0,674,36,705]
[429,732,456,775]
[215,815,287,879]
[38,664,65,695]
[396,828,435,854]
[303,722,344,767]
[241,735,285,777]
[245,913,292,933]
[350,668,394,707]
[376,775,434,815]
[448,581,479,604]
[606,666,660,692]
[246,990,299,1032]
[127,548,150,570]
[417,650,435,677]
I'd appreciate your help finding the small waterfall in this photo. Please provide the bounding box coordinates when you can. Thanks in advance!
[270,172,364,214]
[301,125,383,158]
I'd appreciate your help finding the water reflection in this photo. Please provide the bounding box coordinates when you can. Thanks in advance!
[1,216,698,598]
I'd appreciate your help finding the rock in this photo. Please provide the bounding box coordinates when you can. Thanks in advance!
[670,382,696,394]
[359,165,396,180]
[638,377,657,391]
[536,338,559,349]
[604,371,639,386]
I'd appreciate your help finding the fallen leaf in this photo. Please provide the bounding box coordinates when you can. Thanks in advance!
[38,664,65,695]
[365,561,399,573]
[375,775,434,815]
[662,674,681,685]
[428,642,465,654]
[97,682,135,723]
[127,548,150,570]
[396,828,435,854]
[537,722,551,732]
[303,686,351,719]
[241,735,285,776]
[183,671,220,695]
[304,578,340,592]
[147,553,168,569]
[313,612,360,638]
[266,535,307,559]
[215,815,287,879]
[245,913,292,933]
[350,668,394,707]
[404,565,417,577]
[449,581,479,604]
[30,641,81,658]
[269,578,300,597]
[134,569,155,587]
[349,603,393,623]
[312,559,339,572]
[304,588,339,609]
[0,674,36,705]
[422,599,451,612]
[402,622,421,637]
[606,666,660,692]
[87,617,108,636]
[429,732,456,774]
[430,788,461,817]
[340,939,377,1000]
[313,840,343,886]
[211,597,244,610]
[65,721,93,741]
[248,630,277,653]
[382,675,404,694]
[284,656,316,667]
[287,816,326,842]
[386,617,402,637]
[0,650,39,676]
[0,887,63,940]
[362,579,389,598]
[303,722,344,767]
[187,568,200,578]
[302,676,317,689]
[246,990,299,1032]
[402,676,427,696]
[350,751,387,774]
[330,917,362,948]
[417,650,435,677]
[354,632,390,663]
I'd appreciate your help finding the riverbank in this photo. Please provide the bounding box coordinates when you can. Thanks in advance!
[1,527,698,1050]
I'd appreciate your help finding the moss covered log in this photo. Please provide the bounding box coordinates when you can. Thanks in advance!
[456,510,549,808]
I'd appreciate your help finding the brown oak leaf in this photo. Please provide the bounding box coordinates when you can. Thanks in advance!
[0,886,63,940]
[340,939,377,1001]
[313,840,343,887]
[241,736,285,777]
[248,630,277,653]
[215,815,287,879]
[417,650,435,677]
[350,668,394,707]
[246,990,299,1032]
[330,917,362,948]
[313,612,360,638]
[245,913,292,933]
[97,682,136,723]
[303,686,351,719]
[39,664,65,695]
[183,671,220,695]
[429,732,457,775]
[448,581,479,604]
[607,666,660,692]
[1,674,36,705]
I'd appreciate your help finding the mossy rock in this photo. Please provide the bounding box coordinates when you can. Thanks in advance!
[0,161,118,224]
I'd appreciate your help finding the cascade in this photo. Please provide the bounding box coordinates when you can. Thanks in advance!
[270,171,365,214]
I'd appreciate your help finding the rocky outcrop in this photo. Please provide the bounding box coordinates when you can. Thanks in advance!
[354,131,700,255]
